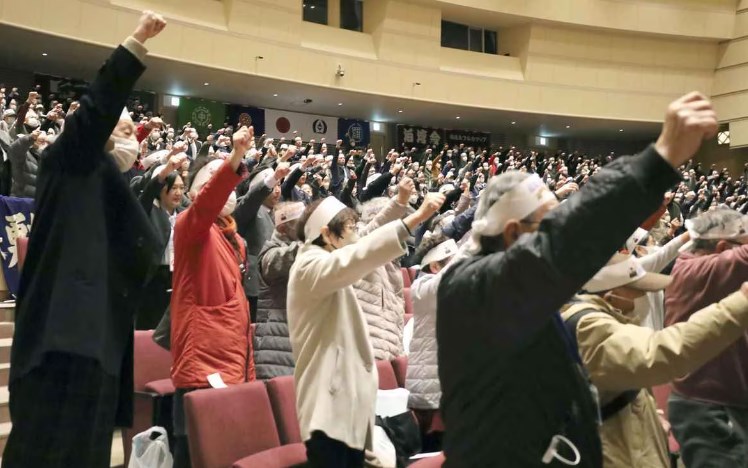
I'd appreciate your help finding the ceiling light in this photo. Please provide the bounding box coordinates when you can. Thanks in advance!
[203,82,209,86]
[311,5,315,8]
[338,103,343,106]
[42,52,48,56]
[456,116,461,120]
[566,125,571,129]
[619,129,624,132]
[511,121,516,125]
[273,93,278,97]
[398,110,403,113]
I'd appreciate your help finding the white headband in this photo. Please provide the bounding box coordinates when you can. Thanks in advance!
[472,174,556,238]
[685,214,748,240]
[120,107,133,122]
[275,202,305,225]
[421,239,458,268]
[304,197,347,243]
[191,159,224,194]
[625,228,649,252]
[583,255,645,293]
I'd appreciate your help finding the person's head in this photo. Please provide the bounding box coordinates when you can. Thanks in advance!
[416,233,457,274]
[471,172,559,254]
[188,158,236,216]
[104,108,138,172]
[152,167,184,214]
[688,208,748,254]
[274,201,305,241]
[3,109,15,126]
[33,132,48,152]
[301,183,313,198]
[297,197,359,250]
[249,168,281,209]
[360,197,391,225]
[582,253,671,318]
[24,112,40,131]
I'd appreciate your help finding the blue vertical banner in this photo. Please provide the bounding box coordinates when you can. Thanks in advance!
[227,105,265,135]
[0,196,34,295]
[338,119,371,148]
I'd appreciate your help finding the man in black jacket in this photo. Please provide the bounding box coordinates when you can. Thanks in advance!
[437,92,718,468]
[3,11,166,468]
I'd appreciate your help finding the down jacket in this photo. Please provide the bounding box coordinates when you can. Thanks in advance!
[354,197,409,361]
[253,230,301,380]
[405,271,441,409]
[8,134,40,198]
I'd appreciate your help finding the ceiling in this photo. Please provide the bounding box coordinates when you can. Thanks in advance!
[0,24,662,142]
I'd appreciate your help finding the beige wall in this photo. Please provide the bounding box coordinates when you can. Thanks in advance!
[0,0,730,125]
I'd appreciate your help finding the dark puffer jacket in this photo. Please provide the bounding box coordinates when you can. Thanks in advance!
[253,230,301,380]
[8,134,40,198]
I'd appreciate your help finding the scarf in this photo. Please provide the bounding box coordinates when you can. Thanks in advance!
[216,215,242,265]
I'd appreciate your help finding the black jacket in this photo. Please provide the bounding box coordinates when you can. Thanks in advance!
[437,147,680,467]
[139,175,185,260]
[9,44,159,426]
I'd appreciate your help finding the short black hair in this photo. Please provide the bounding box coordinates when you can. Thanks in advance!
[297,199,359,245]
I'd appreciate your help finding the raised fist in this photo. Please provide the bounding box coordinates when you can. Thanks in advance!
[274,162,291,181]
[397,177,415,204]
[655,92,718,169]
[133,10,167,44]
[232,125,254,155]
[26,91,39,105]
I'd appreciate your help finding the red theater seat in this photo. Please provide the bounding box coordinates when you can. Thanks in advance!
[392,355,408,388]
[377,360,399,390]
[17,237,28,271]
[124,330,174,465]
[401,267,412,288]
[410,453,445,467]
[404,288,414,316]
[185,382,307,468]
[266,376,302,445]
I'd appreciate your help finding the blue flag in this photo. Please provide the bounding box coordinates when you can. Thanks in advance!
[0,196,34,296]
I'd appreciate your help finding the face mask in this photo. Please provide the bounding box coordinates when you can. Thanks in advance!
[109,136,139,172]
[221,191,237,217]
[409,194,418,205]
[631,296,650,324]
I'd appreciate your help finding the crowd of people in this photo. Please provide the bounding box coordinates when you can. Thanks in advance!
[0,9,748,468]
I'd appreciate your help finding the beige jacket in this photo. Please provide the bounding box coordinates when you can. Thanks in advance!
[355,198,409,361]
[287,221,408,451]
[562,291,748,468]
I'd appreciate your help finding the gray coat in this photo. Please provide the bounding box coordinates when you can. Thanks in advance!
[254,230,301,380]
[234,177,274,298]
[8,134,40,198]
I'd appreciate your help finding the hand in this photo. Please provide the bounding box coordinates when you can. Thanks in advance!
[132,10,167,44]
[460,178,470,192]
[281,146,297,161]
[170,141,187,155]
[232,125,254,156]
[404,193,446,231]
[162,154,187,178]
[145,116,164,130]
[655,92,718,168]
[390,163,403,176]
[29,129,41,141]
[26,91,38,106]
[555,182,579,199]
[320,138,326,143]
[336,139,343,147]
[274,162,291,181]
[309,139,315,144]
[397,177,415,204]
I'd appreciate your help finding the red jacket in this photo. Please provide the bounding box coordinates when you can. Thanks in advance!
[170,160,255,389]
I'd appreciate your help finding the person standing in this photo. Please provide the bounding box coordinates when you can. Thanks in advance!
[289,192,445,468]
[436,92,718,467]
[169,126,256,468]
[3,11,166,467]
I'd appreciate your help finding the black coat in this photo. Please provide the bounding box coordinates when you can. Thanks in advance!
[437,147,680,467]
[139,175,185,260]
[9,44,159,426]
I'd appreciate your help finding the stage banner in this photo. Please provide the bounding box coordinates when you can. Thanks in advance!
[0,196,34,296]
[337,119,370,147]
[227,105,265,135]
[265,109,337,142]
[444,129,491,148]
[397,125,445,150]
[177,98,226,138]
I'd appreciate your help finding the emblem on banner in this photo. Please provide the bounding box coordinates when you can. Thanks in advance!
[238,112,253,128]
[347,123,363,143]
[313,119,328,134]
[192,106,212,127]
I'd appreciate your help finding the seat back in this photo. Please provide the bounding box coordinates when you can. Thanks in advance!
[652,384,671,418]
[266,376,302,445]
[185,382,281,468]
[17,237,28,271]
[392,355,408,388]
[133,330,172,390]
[377,360,399,390]
[401,267,412,288]
[404,288,414,316]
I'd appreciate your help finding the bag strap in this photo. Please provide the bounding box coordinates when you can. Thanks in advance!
[563,306,639,421]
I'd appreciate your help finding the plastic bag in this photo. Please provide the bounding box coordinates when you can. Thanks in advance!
[128,426,173,468]
[373,425,397,468]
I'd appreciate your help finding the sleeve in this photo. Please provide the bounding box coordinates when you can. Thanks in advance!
[234,174,274,235]
[358,198,409,237]
[360,172,394,202]
[281,167,304,201]
[136,123,150,143]
[10,101,30,138]
[440,188,462,214]
[44,40,147,174]
[638,234,688,273]
[442,205,477,240]
[295,221,409,296]
[411,274,441,303]
[175,160,241,244]
[8,134,33,167]
[260,242,302,284]
[577,291,748,391]
[455,192,471,215]
[138,175,166,216]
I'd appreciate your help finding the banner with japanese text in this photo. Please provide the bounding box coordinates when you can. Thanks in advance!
[337,119,370,147]
[396,125,445,150]
[0,197,34,296]
[227,105,265,136]
[177,98,227,139]
[444,129,491,148]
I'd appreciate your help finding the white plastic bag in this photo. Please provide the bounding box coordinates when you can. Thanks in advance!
[128,426,173,468]
[372,425,397,468]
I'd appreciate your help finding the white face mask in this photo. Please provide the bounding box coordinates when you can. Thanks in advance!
[409,194,419,205]
[109,136,139,172]
[221,191,237,217]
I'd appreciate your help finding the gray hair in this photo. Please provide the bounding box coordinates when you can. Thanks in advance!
[690,207,746,251]
[359,197,391,224]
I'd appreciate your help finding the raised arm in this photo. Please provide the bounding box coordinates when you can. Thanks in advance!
[46,12,166,173]
[638,232,689,273]
[358,177,412,237]
[234,163,290,235]
[577,288,748,391]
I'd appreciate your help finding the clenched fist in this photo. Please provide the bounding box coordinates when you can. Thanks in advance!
[397,177,415,205]
[655,92,718,169]
[133,10,167,44]
[232,126,254,156]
